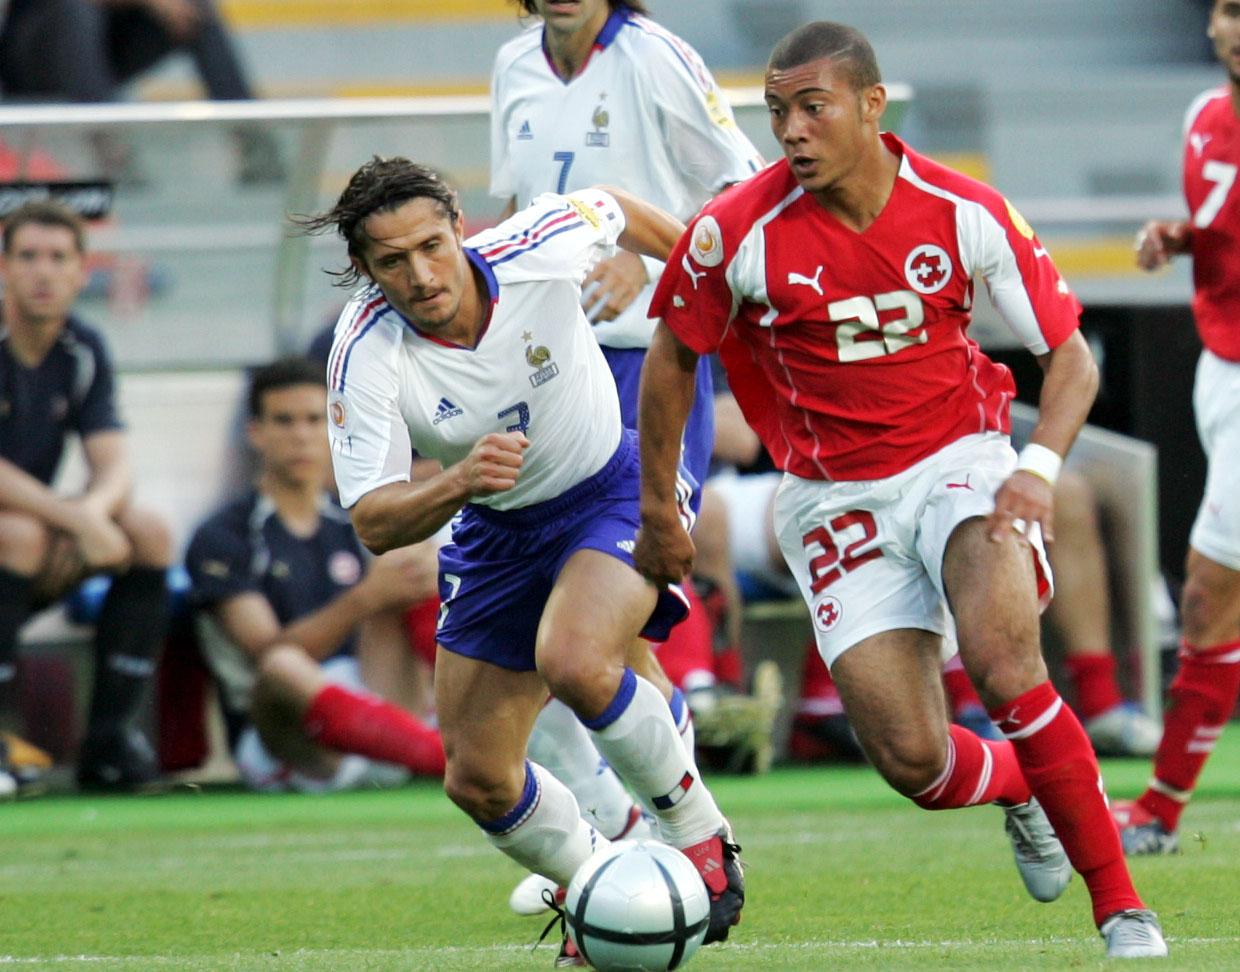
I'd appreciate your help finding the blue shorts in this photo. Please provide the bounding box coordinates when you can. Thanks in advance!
[602,345,713,512]
[436,432,690,672]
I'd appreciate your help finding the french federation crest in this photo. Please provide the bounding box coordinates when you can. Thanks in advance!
[526,342,559,387]
[586,93,610,147]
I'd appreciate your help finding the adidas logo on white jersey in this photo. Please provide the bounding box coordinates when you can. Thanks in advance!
[432,397,464,425]
[517,119,533,140]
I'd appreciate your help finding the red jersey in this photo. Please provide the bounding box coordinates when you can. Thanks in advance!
[650,133,1082,481]
[1184,87,1240,362]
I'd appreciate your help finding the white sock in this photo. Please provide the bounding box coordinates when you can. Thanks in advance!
[670,686,696,757]
[584,669,723,847]
[528,698,647,839]
[480,760,607,887]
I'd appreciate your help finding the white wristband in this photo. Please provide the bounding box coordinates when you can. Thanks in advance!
[1016,443,1063,487]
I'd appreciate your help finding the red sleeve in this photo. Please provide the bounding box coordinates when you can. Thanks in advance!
[648,213,737,355]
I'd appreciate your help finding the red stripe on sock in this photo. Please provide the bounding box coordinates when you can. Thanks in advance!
[303,683,445,776]
[911,724,1031,809]
[1138,637,1240,831]
[990,681,1143,925]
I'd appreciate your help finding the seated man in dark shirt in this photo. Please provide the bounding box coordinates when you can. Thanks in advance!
[185,357,443,791]
[0,199,172,792]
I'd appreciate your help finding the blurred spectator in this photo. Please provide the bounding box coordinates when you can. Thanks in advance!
[0,0,282,184]
[184,357,444,792]
[1039,469,1162,756]
[0,199,172,794]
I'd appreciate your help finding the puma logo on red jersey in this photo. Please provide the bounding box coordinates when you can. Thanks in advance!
[787,265,824,296]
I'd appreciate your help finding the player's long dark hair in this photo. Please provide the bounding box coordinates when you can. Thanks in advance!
[514,0,649,17]
[292,156,460,289]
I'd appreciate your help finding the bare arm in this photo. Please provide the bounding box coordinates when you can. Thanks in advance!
[634,322,700,586]
[81,429,133,518]
[712,391,762,467]
[210,546,437,663]
[988,329,1098,543]
[0,450,130,569]
[597,186,686,263]
[351,431,528,554]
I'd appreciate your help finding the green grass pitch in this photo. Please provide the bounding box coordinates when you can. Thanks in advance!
[3,734,1238,971]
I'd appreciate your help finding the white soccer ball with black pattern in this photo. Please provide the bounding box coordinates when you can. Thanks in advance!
[564,839,710,972]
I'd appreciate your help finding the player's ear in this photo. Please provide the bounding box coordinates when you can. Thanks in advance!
[350,254,372,282]
[861,82,887,125]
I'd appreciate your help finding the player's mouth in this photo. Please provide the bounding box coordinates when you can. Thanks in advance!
[545,0,581,15]
[789,155,818,178]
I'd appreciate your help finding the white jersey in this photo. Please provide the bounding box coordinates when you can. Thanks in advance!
[326,189,625,511]
[490,9,762,348]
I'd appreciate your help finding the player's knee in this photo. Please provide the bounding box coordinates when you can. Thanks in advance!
[0,512,53,574]
[869,733,945,796]
[254,644,320,710]
[117,506,173,567]
[443,760,519,821]
[538,648,616,714]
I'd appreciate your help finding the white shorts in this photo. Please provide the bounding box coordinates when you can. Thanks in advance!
[1190,350,1240,570]
[773,433,1053,669]
[233,656,408,793]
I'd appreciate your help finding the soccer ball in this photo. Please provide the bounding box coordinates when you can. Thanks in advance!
[564,839,710,971]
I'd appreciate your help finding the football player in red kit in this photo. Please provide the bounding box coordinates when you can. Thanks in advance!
[635,20,1165,959]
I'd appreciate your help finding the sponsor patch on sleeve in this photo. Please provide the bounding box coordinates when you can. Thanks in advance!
[1004,198,1035,240]
[689,215,724,267]
[568,195,602,231]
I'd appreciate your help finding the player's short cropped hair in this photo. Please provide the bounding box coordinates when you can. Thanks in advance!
[514,0,648,17]
[768,21,881,91]
[293,156,460,289]
[248,356,326,419]
[2,200,86,254]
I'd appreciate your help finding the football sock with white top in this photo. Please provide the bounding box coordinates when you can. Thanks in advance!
[669,686,696,757]
[584,668,723,847]
[528,697,652,840]
[479,760,607,887]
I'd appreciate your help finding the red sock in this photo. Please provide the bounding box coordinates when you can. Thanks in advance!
[1138,637,1240,831]
[941,661,985,716]
[303,684,445,776]
[989,681,1142,925]
[1063,652,1124,720]
[656,584,717,690]
[797,643,844,716]
[911,724,1031,809]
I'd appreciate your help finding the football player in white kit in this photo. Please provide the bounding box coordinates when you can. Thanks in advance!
[491,0,764,913]
[302,157,745,963]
